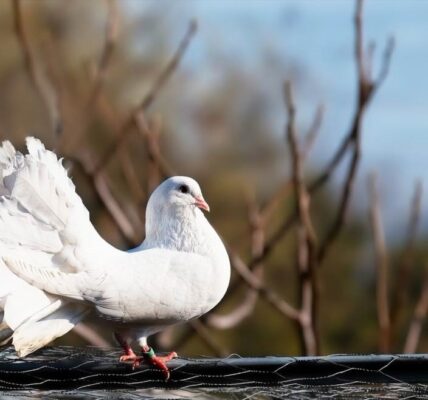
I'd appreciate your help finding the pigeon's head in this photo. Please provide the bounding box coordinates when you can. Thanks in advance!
[149,176,210,215]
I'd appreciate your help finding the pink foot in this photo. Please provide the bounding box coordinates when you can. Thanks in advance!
[115,332,139,365]
[142,348,178,380]
[119,351,137,363]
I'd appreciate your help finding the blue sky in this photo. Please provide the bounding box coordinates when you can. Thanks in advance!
[125,0,428,237]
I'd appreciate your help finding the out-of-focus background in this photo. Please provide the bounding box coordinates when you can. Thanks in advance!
[1,0,428,356]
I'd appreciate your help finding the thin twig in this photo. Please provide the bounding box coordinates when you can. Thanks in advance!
[261,104,323,223]
[134,112,175,180]
[87,0,119,107]
[285,81,319,356]
[230,252,300,321]
[12,0,62,138]
[67,154,138,246]
[206,192,264,329]
[229,101,323,293]
[302,104,324,160]
[94,21,197,175]
[368,173,391,353]
[316,0,394,264]
[284,83,318,252]
[403,265,428,353]
[92,89,147,209]
[205,103,323,330]
[189,320,227,357]
[73,323,112,348]
[391,181,423,333]
[93,172,140,244]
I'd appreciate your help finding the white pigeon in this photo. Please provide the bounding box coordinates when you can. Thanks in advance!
[0,137,230,378]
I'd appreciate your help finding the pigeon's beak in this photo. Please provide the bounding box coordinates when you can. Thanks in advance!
[194,196,210,212]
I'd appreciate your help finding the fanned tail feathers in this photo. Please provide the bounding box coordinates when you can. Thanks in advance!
[0,137,92,356]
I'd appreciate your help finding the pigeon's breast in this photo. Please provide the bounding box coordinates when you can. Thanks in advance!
[107,248,230,325]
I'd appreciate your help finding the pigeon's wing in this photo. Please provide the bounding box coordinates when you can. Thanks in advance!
[4,248,219,324]
[0,138,108,355]
[90,249,224,323]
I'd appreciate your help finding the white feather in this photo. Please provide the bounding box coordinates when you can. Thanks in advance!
[0,137,95,356]
[4,257,86,301]
[0,197,62,252]
[13,302,89,357]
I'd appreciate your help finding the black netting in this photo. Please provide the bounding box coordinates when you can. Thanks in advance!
[1,347,428,398]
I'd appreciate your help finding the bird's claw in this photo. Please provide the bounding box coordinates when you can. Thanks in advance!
[131,357,142,369]
[145,351,178,381]
[118,349,177,380]
[119,354,137,362]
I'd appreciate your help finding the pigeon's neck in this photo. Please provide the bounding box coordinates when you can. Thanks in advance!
[141,205,218,256]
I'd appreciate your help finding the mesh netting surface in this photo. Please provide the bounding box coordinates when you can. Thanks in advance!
[1,347,428,399]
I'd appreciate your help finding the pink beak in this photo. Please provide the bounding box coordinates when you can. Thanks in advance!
[194,196,210,212]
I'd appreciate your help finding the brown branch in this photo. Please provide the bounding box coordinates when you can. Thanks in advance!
[285,81,319,356]
[302,104,324,160]
[67,154,139,247]
[93,171,140,244]
[260,181,293,223]
[316,0,394,264]
[391,181,423,333]
[94,21,197,175]
[284,83,318,252]
[12,0,62,138]
[73,323,112,348]
[230,252,300,321]
[157,318,228,358]
[189,320,227,357]
[368,173,391,353]
[91,89,147,209]
[403,265,428,353]
[260,104,323,223]
[316,125,361,264]
[87,0,119,107]
[134,112,175,180]
[204,101,323,331]
[206,192,264,329]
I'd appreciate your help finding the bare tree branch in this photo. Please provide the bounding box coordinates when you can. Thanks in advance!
[93,171,140,244]
[94,21,197,175]
[391,181,423,335]
[134,112,175,180]
[316,0,394,264]
[90,89,147,211]
[404,265,428,353]
[368,173,391,352]
[285,81,319,355]
[206,102,322,330]
[73,324,112,348]
[206,192,264,329]
[302,104,324,160]
[230,252,300,321]
[189,320,227,357]
[12,0,62,138]
[67,154,139,246]
[260,104,323,223]
[87,0,119,107]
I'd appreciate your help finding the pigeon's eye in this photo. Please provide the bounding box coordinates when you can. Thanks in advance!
[178,184,189,194]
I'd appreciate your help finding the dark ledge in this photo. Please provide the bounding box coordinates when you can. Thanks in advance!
[1,347,428,390]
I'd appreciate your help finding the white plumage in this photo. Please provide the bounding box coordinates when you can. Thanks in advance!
[0,137,230,367]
